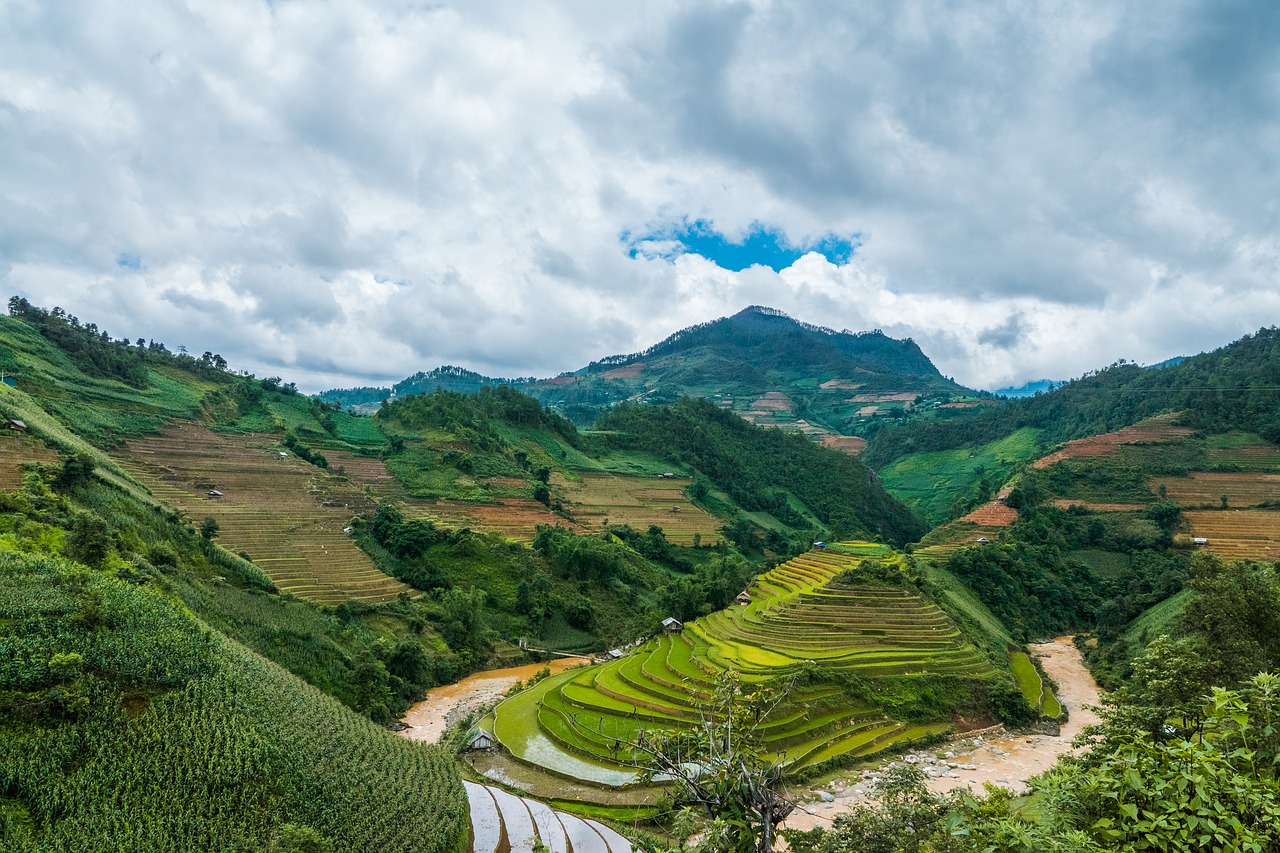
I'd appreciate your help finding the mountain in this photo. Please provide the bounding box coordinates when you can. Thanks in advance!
[322,306,972,437]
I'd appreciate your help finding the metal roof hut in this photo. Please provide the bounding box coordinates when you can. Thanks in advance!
[4,419,27,431]
[465,731,495,751]
[735,590,753,606]
[661,617,684,634]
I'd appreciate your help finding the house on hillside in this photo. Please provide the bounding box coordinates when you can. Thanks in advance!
[661,617,683,634]
[1193,537,1209,546]
[3,419,27,431]
[207,489,223,498]
[813,541,826,550]
[735,590,752,606]
[607,648,625,660]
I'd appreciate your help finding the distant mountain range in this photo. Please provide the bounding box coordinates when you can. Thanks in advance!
[321,306,973,436]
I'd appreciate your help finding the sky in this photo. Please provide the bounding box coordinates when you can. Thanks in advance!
[2,0,1278,392]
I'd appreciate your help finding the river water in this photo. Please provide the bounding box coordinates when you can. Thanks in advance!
[782,636,1102,832]
[398,656,591,744]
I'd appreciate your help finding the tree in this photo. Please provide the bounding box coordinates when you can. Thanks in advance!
[594,671,796,852]
[200,516,220,540]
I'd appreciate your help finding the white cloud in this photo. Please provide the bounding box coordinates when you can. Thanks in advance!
[2,0,1278,392]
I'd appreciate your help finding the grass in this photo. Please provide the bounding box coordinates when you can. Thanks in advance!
[879,428,1043,525]
[1069,549,1132,580]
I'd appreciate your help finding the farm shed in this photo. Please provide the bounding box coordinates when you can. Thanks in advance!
[207,489,224,498]
[3,419,27,431]
[607,649,625,660]
[465,731,495,751]
[1193,537,1209,546]
[735,590,752,606]
[813,541,826,550]
[661,617,683,634]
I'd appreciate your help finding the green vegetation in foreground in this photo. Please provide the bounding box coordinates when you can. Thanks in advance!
[0,548,466,852]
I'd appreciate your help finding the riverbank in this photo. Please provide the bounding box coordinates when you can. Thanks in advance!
[399,657,592,744]
[782,636,1101,832]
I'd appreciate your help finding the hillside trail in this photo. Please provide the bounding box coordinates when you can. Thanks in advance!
[398,657,591,744]
[782,636,1101,833]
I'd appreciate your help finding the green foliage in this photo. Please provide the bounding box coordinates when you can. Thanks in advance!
[877,428,1043,525]
[865,325,1280,468]
[597,398,925,545]
[0,550,467,853]
[786,670,1280,853]
[1181,552,1280,686]
[944,539,1101,642]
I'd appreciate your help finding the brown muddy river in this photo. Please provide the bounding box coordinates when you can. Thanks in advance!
[398,657,591,744]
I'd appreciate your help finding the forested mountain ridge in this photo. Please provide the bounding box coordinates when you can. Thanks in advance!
[864,325,1280,469]
[323,305,972,431]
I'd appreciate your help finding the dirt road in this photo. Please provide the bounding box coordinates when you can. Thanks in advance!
[782,636,1101,832]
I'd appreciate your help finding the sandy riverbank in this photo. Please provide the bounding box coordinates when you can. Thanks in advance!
[398,657,592,744]
[782,636,1101,832]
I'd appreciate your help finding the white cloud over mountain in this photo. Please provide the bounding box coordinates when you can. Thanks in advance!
[3,0,1277,390]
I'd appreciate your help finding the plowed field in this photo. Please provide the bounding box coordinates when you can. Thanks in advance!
[553,472,720,545]
[1183,510,1280,560]
[0,432,57,489]
[118,422,409,604]
[1151,472,1280,508]
[1034,413,1192,469]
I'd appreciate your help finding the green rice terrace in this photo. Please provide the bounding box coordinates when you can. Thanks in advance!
[480,545,999,801]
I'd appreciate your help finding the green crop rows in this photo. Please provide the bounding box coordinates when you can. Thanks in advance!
[486,547,993,794]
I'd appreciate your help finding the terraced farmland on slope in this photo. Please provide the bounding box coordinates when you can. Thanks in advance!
[553,472,721,545]
[0,430,57,489]
[1182,510,1280,560]
[485,547,982,795]
[118,422,410,604]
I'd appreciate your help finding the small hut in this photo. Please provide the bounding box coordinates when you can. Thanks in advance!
[661,617,684,634]
[735,590,752,606]
[465,731,495,752]
[3,419,27,431]
[207,489,224,498]
[813,541,826,550]
[607,648,625,660]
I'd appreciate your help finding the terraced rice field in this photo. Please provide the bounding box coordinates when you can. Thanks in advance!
[820,435,867,456]
[1183,510,1280,561]
[463,781,632,853]
[1033,412,1192,469]
[553,472,721,546]
[1151,472,1280,508]
[1207,434,1280,471]
[118,422,410,604]
[0,432,57,489]
[958,488,1017,527]
[486,548,982,795]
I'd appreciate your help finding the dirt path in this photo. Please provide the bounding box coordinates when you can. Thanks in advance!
[398,657,591,744]
[782,636,1101,832]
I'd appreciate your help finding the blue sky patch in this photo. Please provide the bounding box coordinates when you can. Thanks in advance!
[624,219,858,272]
[116,252,143,270]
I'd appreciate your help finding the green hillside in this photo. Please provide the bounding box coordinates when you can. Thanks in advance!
[0,548,466,852]
[323,306,971,434]
[480,545,1035,803]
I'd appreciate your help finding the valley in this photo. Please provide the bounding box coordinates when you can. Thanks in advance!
[3,302,1280,851]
